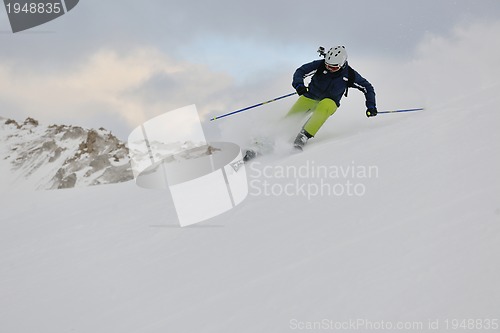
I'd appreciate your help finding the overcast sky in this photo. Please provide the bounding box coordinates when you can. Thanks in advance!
[1,0,499,139]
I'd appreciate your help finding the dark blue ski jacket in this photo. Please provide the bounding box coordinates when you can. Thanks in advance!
[292,60,376,110]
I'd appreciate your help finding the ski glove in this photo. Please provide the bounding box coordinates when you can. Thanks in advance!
[366,108,378,117]
[295,85,308,96]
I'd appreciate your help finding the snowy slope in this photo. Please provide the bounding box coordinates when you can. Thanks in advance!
[1,78,499,333]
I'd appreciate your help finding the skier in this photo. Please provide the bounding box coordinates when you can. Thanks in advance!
[290,45,377,149]
[242,45,377,161]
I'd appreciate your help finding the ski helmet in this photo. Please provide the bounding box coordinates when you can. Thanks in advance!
[325,46,347,71]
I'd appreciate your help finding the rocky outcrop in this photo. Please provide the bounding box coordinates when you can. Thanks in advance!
[1,117,133,190]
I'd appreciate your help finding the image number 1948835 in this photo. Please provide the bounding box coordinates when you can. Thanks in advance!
[3,0,79,32]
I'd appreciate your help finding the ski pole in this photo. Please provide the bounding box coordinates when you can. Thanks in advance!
[210,92,297,121]
[378,108,424,114]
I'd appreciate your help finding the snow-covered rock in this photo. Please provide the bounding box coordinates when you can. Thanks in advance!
[0,117,133,190]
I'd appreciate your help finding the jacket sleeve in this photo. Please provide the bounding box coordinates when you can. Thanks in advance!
[292,60,323,89]
[352,69,377,110]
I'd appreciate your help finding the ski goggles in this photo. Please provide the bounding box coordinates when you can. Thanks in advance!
[325,63,341,72]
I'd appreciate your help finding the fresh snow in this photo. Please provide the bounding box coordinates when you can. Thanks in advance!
[1,84,500,332]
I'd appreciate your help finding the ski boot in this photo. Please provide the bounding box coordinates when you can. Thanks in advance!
[293,129,313,150]
[243,149,257,162]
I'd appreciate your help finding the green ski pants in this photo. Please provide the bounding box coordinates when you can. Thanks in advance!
[286,96,338,136]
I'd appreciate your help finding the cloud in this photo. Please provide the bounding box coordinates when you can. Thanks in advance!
[348,19,500,113]
[4,0,498,73]
[0,47,234,134]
